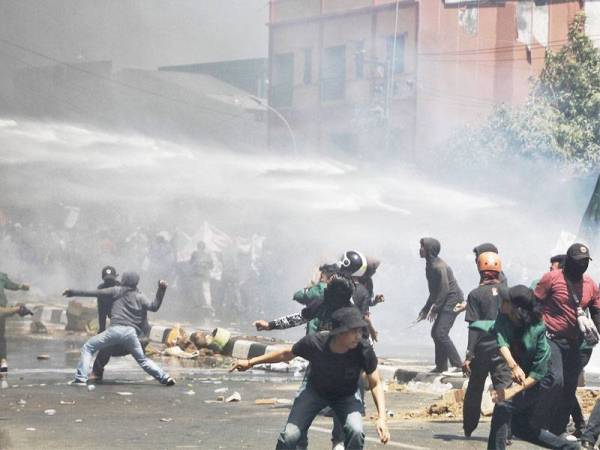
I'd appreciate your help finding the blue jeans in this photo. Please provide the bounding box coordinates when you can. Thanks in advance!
[75,325,169,384]
[276,384,365,450]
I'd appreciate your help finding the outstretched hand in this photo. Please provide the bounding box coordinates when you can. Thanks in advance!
[62,289,73,297]
[17,304,33,317]
[158,280,168,289]
[229,359,252,373]
[253,320,270,331]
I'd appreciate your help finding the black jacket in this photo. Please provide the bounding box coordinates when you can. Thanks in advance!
[421,238,464,313]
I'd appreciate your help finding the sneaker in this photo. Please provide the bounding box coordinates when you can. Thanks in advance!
[442,367,464,377]
[429,367,445,374]
[332,442,344,450]
[164,377,176,387]
[68,379,87,387]
[561,433,579,443]
[0,359,7,373]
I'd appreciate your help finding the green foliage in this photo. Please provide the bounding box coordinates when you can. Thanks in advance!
[449,13,600,170]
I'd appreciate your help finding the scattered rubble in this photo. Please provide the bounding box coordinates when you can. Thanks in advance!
[44,409,56,416]
[578,388,600,414]
[225,392,241,403]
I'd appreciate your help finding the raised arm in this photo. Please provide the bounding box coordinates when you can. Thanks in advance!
[2,274,28,291]
[254,312,308,331]
[142,280,167,312]
[63,287,119,298]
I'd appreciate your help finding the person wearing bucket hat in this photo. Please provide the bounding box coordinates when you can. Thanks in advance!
[533,242,600,436]
[231,306,390,449]
[253,273,361,449]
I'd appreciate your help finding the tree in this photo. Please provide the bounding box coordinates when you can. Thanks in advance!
[447,13,600,170]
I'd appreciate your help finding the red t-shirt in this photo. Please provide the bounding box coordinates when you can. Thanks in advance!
[534,270,600,340]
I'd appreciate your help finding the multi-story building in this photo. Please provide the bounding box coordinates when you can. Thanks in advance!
[268,0,588,157]
[268,0,418,157]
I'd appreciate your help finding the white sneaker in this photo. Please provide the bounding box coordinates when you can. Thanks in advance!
[442,367,464,377]
[332,442,344,450]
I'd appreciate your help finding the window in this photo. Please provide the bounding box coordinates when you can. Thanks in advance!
[386,34,405,74]
[303,48,312,85]
[321,45,346,102]
[271,52,294,107]
[355,40,365,79]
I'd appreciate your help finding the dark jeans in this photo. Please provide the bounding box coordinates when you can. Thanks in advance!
[582,399,600,445]
[0,317,5,360]
[431,309,461,370]
[92,345,129,377]
[92,338,149,378]
[571,349,592,431]
[533,337,582,435]
[276,384,364,450]
[464,349,512,436]
[488,385,579,450]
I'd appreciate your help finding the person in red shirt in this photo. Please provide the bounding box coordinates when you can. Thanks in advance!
[533,243,600,436]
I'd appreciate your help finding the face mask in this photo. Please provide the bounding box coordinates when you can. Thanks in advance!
[564,258,589,280]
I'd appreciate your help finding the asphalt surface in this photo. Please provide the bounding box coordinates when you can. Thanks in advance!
[0,335,542,449]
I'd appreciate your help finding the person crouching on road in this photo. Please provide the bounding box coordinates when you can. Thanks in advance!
[462,252,512,437]
[231,306,390,449]
[63,272,175,386]
[475,285,579,450]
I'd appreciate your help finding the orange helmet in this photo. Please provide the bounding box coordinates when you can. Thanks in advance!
[477,251,502,273]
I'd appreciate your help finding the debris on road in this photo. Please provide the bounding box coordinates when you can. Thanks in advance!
[59,400,75,405]
[225,392,241,403]
[36,354,50,360]
[160,417,173,423]
[44,409,56,416]
[116,392,133,396]
[214,387,228,394]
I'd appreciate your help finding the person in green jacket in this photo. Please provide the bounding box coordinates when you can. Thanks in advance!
[0,272,30,374]
[472,285,579,450]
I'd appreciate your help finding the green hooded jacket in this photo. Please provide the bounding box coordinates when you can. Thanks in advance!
[470,314,550,381]
[0,272,21,307]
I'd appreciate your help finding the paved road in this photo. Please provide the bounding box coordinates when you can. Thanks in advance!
[0,335,540,449]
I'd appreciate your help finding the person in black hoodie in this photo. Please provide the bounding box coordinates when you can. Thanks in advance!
[418,238,464,374]
[462,252,512,437]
